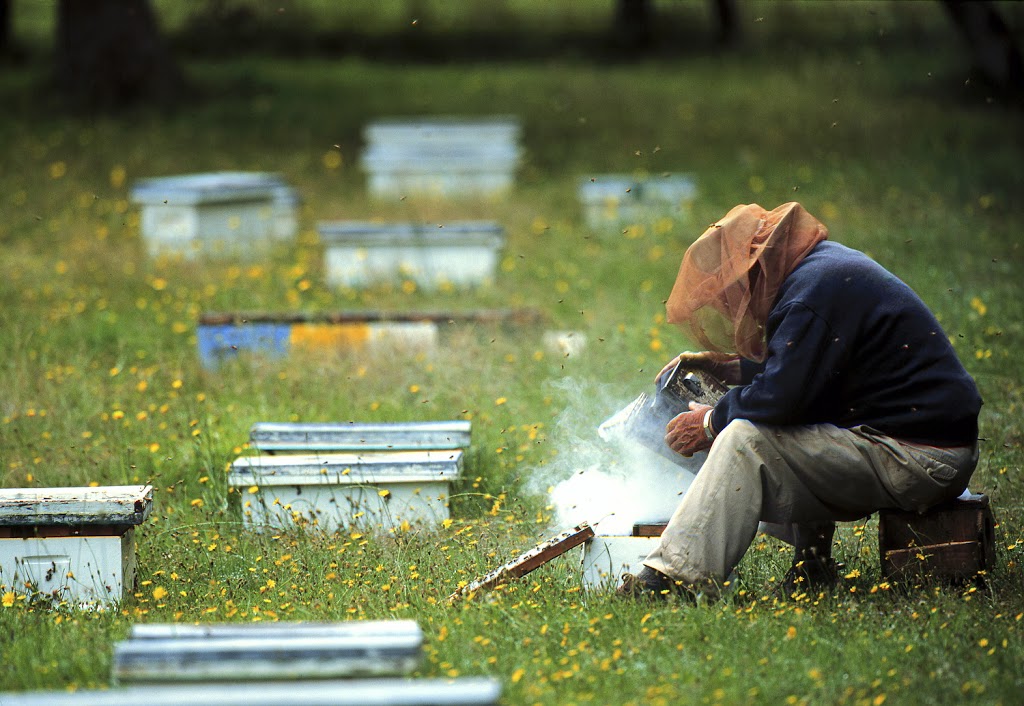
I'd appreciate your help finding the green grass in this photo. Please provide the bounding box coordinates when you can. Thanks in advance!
[1,2,1024,703]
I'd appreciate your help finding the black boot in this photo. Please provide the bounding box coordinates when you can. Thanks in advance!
[782,522,840,598]
[783,548,840,597]
[616,566,675,600]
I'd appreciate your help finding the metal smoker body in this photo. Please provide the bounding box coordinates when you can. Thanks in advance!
[598,361,728,465]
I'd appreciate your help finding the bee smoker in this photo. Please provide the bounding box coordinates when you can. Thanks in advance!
[598,360,728,465]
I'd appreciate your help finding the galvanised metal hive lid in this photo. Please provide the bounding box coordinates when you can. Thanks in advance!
[229,450,463,486]
[131,172,292,206]
[249,420,471,452]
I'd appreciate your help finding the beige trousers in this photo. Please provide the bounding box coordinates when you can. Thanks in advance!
[643,420,979,595]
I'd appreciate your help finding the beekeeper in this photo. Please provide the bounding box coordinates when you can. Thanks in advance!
[618,202,982,599]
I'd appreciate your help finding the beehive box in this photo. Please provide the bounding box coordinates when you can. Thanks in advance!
[580,535,661,592]
[230,451,462,531]
[318,221,504,289]
[196,312,438,368]
[360,117,521,198]
[249,420,472,453]
[114,620,424,683]
[0,678,503,706]
[879,493,996,583]
[0,486,153,606]
[578,173,697,231]
[130,172,299,258]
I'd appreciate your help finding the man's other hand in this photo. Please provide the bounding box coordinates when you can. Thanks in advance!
[665,402,714,457]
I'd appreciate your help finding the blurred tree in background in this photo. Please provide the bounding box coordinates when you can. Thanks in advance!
[55,0,183,109]
[2,0,1020,109]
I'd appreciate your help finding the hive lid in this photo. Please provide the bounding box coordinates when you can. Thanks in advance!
[0,485,154,526]
[250,421,471,452]
[131,172,288,206]
[317,221,504,246]
[229,451,463,486]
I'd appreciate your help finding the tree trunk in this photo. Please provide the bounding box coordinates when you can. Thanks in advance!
[614,0,654,50]
[55,0,184,109]
[0,0,10,58]
[941,0,1024,95]
[713,0,740,48]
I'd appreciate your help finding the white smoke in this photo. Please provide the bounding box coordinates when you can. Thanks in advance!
[529,378,706,536]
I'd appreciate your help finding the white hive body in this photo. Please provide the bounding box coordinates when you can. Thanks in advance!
[0,485,153,607]
[230,451,463,531]
[319,220,504,289]
[580,535,662,591]
[0,678,503,706]
[578,173,697,231]
[360,117,521,198]
[130,172,299,258]
[249,420,472,453]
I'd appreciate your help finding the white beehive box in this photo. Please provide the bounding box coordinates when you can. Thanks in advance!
[580,535,661,592]
[249,420,472,453]
[0,485,153,606]
[230,451,462,531]
[131,172,299,258]
[361,117,521,198]
[579,173,697,230]
[318,221,504,289]
[0,677,503,706]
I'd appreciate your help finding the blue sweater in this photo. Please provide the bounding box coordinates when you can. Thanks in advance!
[711,241,981,446]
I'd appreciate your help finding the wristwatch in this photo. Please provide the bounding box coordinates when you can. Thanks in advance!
[702,409,717,441]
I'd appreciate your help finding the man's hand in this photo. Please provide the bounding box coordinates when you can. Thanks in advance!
[665,402,714,457]
[656,351,742,386]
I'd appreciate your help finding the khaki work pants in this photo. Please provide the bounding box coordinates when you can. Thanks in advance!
[643,420,979,596]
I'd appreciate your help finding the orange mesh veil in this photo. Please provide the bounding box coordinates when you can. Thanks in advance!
[666,202,828,362]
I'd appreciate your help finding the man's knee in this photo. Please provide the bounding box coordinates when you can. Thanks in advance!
[714,418,768,452]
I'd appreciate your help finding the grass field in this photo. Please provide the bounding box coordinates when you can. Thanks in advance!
[1,2,1023,703]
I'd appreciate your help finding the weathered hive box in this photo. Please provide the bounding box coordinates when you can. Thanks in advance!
[580,535,661,591]
[114,620,423,683]
[879,493,996,584]
[196,311,438,368]
[249,420,471,453]
[0,677,502,706]
[230,451,462,531]
[318,220,504,289]
[0,485,153,606]
[578,173,697,230]
[130,172,299,258]
[361,117,521,198]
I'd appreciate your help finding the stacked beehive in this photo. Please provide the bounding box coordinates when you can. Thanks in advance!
[230,421,471,533]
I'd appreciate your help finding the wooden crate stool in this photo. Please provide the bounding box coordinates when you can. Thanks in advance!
[878,493,995,584]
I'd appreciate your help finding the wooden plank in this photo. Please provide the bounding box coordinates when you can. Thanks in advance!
[199,308,544,327]
[250,420,471,452]
[631,522,668,537]
[882,540,990,581]
[129,619,421,641]
[448,523,594,603]
[0,678,503,706]
[0,486,153,527]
